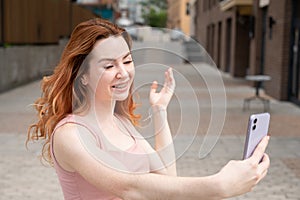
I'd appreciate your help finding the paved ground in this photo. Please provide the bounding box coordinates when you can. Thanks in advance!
[0,59,300,199]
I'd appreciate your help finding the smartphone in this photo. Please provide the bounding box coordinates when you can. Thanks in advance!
[243,113,270,160]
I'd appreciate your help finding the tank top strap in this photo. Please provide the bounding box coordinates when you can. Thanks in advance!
[52,114,104,148]
[114,114,137,142]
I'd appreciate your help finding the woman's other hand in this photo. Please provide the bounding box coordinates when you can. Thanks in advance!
[216,136,270,198]
[149,68,175,108]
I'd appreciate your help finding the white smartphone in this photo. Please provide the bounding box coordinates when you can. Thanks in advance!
[243,113,270,160]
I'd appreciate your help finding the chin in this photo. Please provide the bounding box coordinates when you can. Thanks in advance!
[113,92,130,101]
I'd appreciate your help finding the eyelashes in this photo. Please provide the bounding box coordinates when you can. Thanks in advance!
[104,60,133,69]
[123,60,133,65]
[104,65,113,69]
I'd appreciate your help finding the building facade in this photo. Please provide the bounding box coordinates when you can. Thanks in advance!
[167,0,191,35]
[0,0,113,92]
[193,0,300,105]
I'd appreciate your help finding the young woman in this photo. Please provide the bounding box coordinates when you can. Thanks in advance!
[27,18,270,200]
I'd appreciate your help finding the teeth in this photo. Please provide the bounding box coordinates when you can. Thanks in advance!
[114,83,127,89]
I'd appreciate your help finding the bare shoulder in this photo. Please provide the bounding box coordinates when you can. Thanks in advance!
[53,123,97,171]
[52,123,130,194]
[54,123,79,139]
[53,123,96,149]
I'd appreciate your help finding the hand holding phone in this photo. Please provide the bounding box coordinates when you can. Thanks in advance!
[243,113,270,160]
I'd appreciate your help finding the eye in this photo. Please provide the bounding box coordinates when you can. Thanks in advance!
[104,65,113,69]
[123,60,133,65]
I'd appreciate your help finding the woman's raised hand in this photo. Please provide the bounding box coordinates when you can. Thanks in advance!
[149,68,175,108]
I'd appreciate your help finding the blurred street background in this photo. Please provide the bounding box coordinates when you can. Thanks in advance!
[0,0,300,199]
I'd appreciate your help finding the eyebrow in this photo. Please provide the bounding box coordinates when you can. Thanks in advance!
[97,52,131,63]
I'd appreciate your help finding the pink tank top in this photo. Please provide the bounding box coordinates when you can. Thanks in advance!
[50,114,150,200]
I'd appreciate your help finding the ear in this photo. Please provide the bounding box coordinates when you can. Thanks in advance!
[81,75,88,85]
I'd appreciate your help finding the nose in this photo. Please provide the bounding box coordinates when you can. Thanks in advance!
[116,64,129,79]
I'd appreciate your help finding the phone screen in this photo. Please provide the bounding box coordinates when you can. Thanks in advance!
[243,113,270,160]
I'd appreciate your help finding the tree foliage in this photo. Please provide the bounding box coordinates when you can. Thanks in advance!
[140,0,167,28]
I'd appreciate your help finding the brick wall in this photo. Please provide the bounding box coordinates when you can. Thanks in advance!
[196,1,252,77]
[251,0,292,100]
[196,0,294,101]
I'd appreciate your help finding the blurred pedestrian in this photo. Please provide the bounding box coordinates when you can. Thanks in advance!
[27,18,270,200]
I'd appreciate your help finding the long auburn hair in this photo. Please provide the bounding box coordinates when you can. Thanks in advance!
[27,18,140,164]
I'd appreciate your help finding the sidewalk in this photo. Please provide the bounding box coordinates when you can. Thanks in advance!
[0,62,299,199]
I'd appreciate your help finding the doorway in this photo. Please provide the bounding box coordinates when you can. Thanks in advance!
[260,7,268,75]
[289,0,300,105]
[225,18,232,72]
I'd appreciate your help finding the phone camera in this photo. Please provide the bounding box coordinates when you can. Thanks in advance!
[254,118,258,124]
[252,125,256,130]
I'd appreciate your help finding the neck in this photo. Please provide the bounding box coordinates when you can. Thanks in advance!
[85,97,116,125]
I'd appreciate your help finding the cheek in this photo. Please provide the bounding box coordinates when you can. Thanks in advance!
[128,66,135,79]
[97,73,114,89]
[88,70,109,93]
[89,71,104,90]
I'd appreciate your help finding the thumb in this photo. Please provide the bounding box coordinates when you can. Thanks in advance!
[150,81,158,94]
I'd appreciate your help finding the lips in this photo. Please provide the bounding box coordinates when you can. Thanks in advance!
[112,81,129,89]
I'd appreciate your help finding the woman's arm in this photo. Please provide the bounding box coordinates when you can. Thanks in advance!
[151,105,176,176]
[53,123,270,200]
[149,68,177,176]
[53,124,221,199]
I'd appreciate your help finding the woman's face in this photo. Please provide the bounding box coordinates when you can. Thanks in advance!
[84,35,135,102]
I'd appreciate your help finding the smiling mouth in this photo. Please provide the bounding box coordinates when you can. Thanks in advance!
[112,82,128,89]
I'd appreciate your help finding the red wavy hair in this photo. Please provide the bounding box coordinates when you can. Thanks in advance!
[27,18,140,164]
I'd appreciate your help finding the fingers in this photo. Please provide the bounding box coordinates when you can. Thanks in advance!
[150,81,158,94]
[259,162,269,180]
[259,153,270,168]
[249,136,270,164]
[153,68,175,94]
[164,68,175,92]
[257,153,270,175]
[254,153,270,184]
